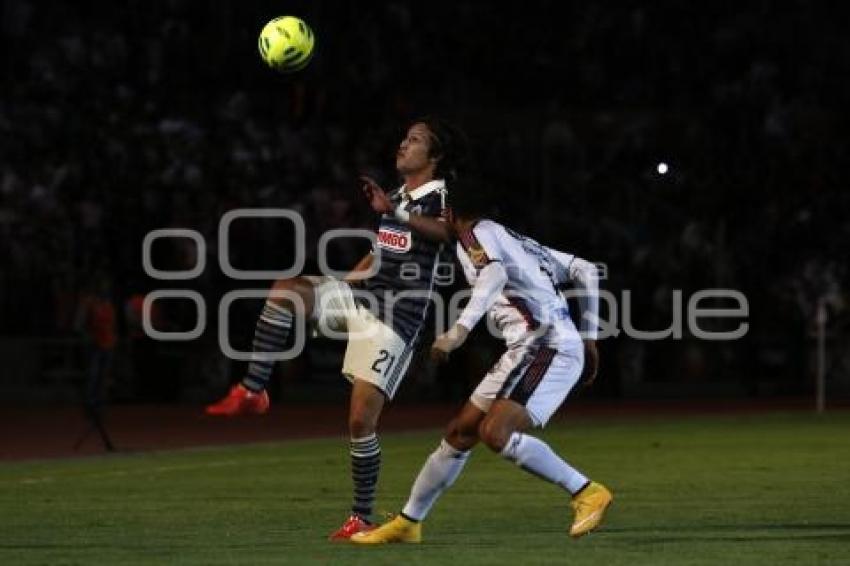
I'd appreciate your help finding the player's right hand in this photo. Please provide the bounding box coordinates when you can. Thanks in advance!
[430,324,470,363]
[359,175,394,214]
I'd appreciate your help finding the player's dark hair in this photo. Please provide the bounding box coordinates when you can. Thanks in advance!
[410,116,469,183]
[447,175,488,220]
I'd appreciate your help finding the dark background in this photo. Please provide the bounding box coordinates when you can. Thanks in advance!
[1,0,847,406]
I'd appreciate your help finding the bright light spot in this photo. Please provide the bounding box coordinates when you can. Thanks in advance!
[657,162,669,175]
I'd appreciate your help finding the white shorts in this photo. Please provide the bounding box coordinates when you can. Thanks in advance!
[470,340,583,427]
[305,276,416,399]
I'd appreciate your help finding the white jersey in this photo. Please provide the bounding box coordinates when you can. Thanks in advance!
[455,220,581,350]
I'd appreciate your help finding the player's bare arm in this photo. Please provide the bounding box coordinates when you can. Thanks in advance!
[344,252,374,283]
[581,340,599,386]
[431,260,509,362]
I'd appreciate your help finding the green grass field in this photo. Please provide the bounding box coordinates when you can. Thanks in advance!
[1,411,849,565]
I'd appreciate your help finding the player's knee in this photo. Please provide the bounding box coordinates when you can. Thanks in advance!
[269,277,311,312]
[445,418,478,450]
[270,277,297,292]
[269,278,295,307]
[478,418,510,453]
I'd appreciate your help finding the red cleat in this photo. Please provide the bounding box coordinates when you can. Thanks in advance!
[328,514,375,541]
[204,384,269,416]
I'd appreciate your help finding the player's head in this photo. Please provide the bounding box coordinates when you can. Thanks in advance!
[396,117,468,182]
[446,178,488,226]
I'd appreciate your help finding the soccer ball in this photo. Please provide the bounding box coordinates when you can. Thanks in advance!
[258,16,315,73]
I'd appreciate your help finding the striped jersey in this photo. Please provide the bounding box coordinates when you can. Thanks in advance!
[456,219,581,349]
[354,179,450,342]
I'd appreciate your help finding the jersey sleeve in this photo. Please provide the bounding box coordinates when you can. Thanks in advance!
[546,246,600,340]
[544,246,576,285]
[457,220,505,270]
[456,261,509,331]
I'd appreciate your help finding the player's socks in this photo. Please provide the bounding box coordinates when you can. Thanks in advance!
[401,439,471,521]
[500,432,589,495]
[242,301,293,392]
[350,433,381,518]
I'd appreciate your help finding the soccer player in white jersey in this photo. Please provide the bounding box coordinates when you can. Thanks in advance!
[352,200,613,544]
[205,118,467,540]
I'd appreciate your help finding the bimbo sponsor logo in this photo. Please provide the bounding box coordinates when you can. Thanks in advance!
[377,227,411,252]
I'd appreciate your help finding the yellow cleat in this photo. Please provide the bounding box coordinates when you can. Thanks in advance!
[350,514,422,544]
[569,481,613,538]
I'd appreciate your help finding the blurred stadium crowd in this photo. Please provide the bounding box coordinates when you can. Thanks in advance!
[1,0,847,402]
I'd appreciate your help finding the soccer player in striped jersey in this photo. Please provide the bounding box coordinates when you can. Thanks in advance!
[352,201,613,544]
[204,118,467,540]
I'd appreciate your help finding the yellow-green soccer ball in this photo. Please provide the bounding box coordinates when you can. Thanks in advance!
[258,16,315,73]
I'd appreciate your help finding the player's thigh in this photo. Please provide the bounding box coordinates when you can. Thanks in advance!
[341,307,413,400]
[515,348,583,428]
[302,276,358,333]
[478,399,534,451]
[469,344,535,415]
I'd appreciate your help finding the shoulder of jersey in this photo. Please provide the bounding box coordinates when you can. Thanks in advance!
[471,219,502,237]
[407,180,446,202]
[460,222,497,269]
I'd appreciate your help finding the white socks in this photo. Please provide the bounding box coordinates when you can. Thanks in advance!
[400,432,588,522]
[500,432,589,495]
[402,440,470,521]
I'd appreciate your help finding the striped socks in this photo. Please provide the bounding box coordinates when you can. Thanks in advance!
[242,301,293,392]
[350,433,381,518]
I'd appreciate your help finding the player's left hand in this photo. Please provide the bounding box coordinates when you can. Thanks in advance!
[430,324,470,363]
[360,175,394,214]
[579,339,599,387]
